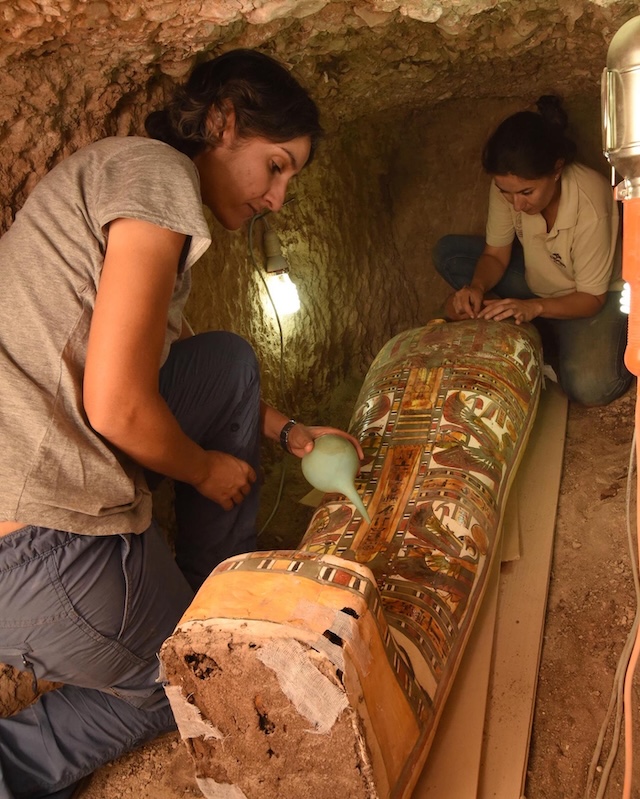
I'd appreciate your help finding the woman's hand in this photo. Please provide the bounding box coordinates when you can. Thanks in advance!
[450,285,485,319]
[479,297,544,324]
[261,403,365,461]
[285,424,365,461]
[444,244,512,321]
[192,451,257,511]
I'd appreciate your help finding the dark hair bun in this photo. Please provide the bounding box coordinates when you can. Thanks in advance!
[481,93,577,178]
[144,110,184,151]
[535,95,569,132]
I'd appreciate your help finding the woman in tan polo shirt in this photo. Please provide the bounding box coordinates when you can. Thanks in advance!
[434,95,631,407]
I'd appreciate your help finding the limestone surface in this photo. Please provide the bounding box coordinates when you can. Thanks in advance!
[0,0,636,224]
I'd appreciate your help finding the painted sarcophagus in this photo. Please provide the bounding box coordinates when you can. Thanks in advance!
[160,318,542,799]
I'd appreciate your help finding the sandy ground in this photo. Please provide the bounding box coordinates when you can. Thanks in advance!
[2,381,639,799]
[527,382,639,799]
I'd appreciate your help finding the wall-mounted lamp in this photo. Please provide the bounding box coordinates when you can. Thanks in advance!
[262,217,300,317]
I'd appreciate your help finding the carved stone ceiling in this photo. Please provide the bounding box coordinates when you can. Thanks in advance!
[1,0,639,135]
[1,0,638,227]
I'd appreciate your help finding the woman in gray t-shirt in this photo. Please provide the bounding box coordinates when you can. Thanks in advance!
[0,49,361,799]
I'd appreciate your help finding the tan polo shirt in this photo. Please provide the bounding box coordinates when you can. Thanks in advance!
[0,137,212,535]
[486,162,621,297]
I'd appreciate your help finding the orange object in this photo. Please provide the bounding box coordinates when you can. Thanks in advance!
[601,14,640,798]
[623,198,640,376]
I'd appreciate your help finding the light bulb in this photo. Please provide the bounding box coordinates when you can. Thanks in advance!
[267,272,300,316]
[263,229,290,274]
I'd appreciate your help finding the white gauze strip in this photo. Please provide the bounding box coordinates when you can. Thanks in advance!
[164,684,223,741]
[256,638,348,734]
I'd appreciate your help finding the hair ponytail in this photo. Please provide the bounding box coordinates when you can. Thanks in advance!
[535,94,568,131]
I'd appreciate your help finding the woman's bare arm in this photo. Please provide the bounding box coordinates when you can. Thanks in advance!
[84,217,255,510]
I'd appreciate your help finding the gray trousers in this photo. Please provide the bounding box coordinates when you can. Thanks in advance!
[0,331,262,799]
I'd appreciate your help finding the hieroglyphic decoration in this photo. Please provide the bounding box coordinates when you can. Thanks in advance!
[209,318,540,723]
[161,319,542,799]
[299,319,541,715]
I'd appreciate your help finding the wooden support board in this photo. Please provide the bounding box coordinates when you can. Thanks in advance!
[414,384,568,799]
[413,546,502,798]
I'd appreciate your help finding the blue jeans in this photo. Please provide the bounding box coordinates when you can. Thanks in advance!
[434,235,632,406]
[0,331,262,799]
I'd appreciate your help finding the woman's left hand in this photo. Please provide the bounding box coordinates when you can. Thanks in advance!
[286,424,365,461]
[479,297,543,324]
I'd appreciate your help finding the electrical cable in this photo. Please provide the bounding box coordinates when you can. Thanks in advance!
[597,17,640,793]
[590,424,639,798]
[585,420,640,799]
[247,211,290,536]
[621,398,640,799]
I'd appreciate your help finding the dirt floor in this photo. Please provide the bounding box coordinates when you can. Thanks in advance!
[526,381,639,799]
[2,380,639,799]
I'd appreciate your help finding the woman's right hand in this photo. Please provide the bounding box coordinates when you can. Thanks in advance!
[193,451,257,510]
[451,285,485,319]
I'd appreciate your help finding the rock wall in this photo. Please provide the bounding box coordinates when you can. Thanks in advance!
[0,0,634,415]
[185,116,419,420]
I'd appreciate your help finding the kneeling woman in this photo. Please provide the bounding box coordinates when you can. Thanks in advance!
[0,49,361,798]
[434,95,631,407]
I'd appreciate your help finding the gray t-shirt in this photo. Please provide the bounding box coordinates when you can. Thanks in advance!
[0,137,211,534]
